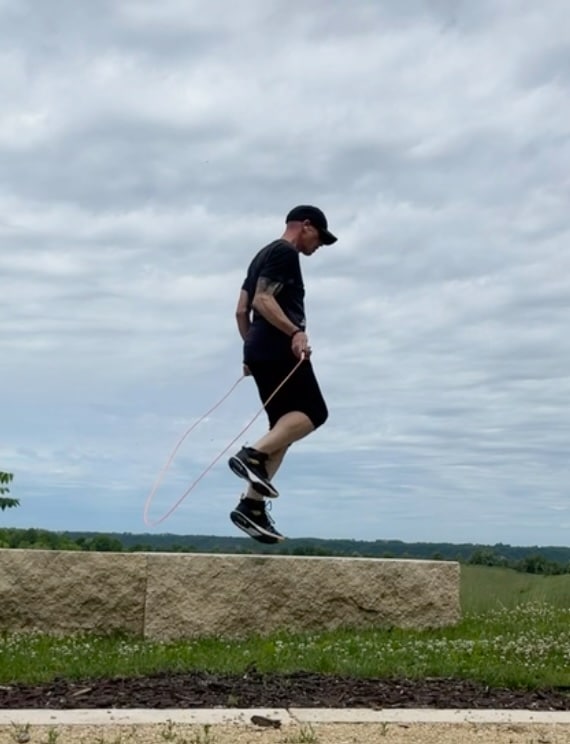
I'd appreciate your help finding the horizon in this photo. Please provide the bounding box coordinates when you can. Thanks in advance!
[2,520,568,552]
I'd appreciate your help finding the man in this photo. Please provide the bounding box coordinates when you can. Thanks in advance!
[228,205,338,543]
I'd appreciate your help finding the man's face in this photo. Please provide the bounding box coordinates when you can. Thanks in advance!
[299,222,322,255]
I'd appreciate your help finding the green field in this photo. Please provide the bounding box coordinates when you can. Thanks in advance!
[1,565,569,689]
[460,564,570,613]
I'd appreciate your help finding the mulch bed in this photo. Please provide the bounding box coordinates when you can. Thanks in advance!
[0,671,569,710]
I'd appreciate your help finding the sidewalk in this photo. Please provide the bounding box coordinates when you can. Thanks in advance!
[1,708,569,744]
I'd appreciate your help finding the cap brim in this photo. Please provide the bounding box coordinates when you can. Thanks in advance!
[319,229,338,245]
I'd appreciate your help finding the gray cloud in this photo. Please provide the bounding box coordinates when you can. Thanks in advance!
[1,0,569,545]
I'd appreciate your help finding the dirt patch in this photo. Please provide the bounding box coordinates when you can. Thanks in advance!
[0,671,568,710]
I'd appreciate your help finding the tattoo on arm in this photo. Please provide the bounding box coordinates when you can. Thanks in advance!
[255,277,283,297]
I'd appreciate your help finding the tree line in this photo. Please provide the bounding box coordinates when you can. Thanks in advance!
[0,526,568,575]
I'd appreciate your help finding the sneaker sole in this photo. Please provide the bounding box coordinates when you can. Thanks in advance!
[228,456,279,498]
[230,510,285,543]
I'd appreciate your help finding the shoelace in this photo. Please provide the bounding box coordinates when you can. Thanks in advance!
[242,493,276,527]
[264,499,276,526]
[263,500,275,527]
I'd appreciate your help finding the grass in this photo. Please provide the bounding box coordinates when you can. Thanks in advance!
[281,725,319,743]
[0,565,568,690]
[460,564,570,613]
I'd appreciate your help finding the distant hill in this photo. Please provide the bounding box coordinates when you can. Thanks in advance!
[1,528,568,573]
[46,530,570,566]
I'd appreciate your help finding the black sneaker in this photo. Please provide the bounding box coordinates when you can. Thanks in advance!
[228,446,279,498]
[230,497,285,543]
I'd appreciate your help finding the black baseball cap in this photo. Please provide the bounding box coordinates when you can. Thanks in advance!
[286,205,338,245]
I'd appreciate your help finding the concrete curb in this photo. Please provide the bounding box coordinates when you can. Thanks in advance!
[0,709,569,726]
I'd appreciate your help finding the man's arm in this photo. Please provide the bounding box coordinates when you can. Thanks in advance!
[235,288,250,341]
[252,277,301,337]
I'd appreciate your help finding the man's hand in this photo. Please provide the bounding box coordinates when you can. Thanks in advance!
[291,331,311,360]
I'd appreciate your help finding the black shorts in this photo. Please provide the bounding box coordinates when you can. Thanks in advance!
[247,357,328,430]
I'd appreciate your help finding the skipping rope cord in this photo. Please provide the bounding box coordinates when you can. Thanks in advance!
[143,354,305,527]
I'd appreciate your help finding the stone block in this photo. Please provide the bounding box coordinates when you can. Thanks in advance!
[0,549,146,635]
[144,553,460,641]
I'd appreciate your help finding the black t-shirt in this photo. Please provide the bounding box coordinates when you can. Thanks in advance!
[241,239,305,362]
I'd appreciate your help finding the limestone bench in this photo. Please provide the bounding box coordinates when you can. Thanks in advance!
[0,550,461,640]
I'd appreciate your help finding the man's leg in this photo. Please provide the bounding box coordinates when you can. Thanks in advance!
[243,443,288,500]
[238,411,313,499]
[230,417,315,541]
[230,359,327,499]
[231,443,289,542]
[253,411,314,455]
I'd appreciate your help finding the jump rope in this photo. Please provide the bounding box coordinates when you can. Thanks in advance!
[143,353,306,527]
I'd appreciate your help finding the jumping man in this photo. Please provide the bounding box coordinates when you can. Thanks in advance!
[228,205,338,543]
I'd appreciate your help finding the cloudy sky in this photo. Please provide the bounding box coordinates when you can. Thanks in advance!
[1,0,569,547]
